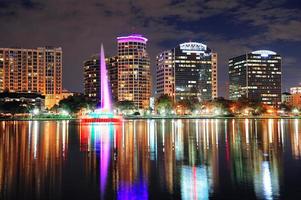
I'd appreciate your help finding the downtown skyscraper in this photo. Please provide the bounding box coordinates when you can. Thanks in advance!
[156,42,218,102]
[229,50,282,107]
[83,54,100,100]
[83,55,118,102]
[116,34,151,109]
[0,47,63,108]
[83,34,151,109]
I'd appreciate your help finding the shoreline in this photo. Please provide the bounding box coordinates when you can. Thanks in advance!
[1,115,301,121]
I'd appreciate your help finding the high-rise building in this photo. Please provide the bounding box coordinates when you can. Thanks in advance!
[83,34,151,109]
[229,50,282,107]
[83,54,118,102]
[0,47,63,108]
[156,50,174,97]
[106,56,118,102]
[117,34,151,108]
[83,54,100,100]
[156,42,218,102]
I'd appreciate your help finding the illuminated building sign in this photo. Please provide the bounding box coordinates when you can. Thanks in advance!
[252,50,277,57]
[180,42,207,54]
[117,34,148,43]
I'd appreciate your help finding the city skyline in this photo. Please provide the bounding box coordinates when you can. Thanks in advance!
[1,1,301,199]
[0,0,300,97]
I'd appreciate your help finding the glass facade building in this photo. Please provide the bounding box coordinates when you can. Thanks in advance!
[229,50,282,107]
[156,42,218,102]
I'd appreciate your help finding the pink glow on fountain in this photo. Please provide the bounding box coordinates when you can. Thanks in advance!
[99,44,112,112]
[81,44,121,123]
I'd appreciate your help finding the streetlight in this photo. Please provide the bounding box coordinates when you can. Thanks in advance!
[32,108,39,115]
[292,108,299,115]
[60,109,69,116]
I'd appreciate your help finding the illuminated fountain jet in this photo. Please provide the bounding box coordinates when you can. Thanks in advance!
[82,44,121,123]
[99,44,112,113]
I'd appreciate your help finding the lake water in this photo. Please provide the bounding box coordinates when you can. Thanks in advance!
[1,119,301,199]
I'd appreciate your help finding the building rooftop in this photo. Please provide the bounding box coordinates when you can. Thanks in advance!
[252,50,277,57]
[117,34,148,43]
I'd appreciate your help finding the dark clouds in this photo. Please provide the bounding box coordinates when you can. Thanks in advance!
[0,0,300,95]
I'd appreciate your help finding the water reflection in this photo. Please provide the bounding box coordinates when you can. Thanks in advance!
[0,121,68,199]
[1,119,301,199]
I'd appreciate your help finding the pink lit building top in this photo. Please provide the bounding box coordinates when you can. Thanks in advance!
[117,34,148,43]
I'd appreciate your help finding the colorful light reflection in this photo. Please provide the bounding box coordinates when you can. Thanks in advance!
[181,165,211,200]
[117,180,148,200]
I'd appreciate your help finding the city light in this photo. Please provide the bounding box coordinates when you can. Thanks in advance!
[32,108,39,115]
[293,108,299,115]
[60,110,69,116]
[1,1,301,199]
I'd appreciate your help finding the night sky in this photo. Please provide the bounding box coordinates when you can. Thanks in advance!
[0,0,300,96]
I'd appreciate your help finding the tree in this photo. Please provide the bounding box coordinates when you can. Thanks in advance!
[53,94,96,114]
[0,101,31,115]
[212,97,232,114]
[155,95,173,114]
[175,97,199,114]
[115,101,136,113]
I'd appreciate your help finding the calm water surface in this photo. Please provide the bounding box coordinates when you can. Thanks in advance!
[1,119,301,199]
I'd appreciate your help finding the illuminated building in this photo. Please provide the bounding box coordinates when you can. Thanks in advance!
[83,55,100,100]
[229,50,282,107]
[290,86,301,94]
[291,94,301,108]
[83,55,118,102]
[0,47,63,108]
[281,91,301,108]
[156,42,218,102]
[281,92,292,105]
[83,34,151,109]
[290,87,301,107]
[117,34,151,108]
[156,50,174,97]
[106,56,118,102]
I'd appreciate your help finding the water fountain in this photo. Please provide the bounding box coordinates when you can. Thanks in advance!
[81,44,121,123]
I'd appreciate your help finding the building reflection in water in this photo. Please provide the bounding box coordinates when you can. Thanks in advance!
[78,119,276,199]
[2,119,301,199]
[0,121,69,199]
